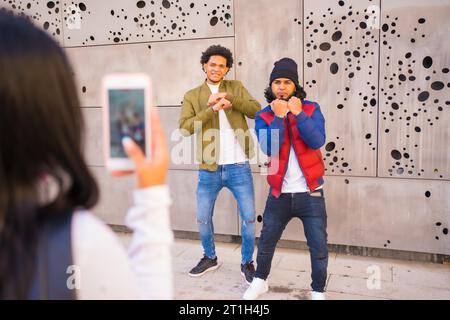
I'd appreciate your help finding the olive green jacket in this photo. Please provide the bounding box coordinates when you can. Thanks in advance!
[179,80,261,171]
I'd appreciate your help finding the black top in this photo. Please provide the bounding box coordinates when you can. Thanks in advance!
[28,209,76,300]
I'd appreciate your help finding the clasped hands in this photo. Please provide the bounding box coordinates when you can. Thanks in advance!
[270,96,303,118]
[207,92,232,112]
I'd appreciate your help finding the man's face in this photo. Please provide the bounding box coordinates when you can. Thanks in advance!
[203,55,229,84]
[271,78,296,101]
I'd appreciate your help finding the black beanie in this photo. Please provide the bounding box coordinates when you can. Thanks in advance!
[269,57,299,87]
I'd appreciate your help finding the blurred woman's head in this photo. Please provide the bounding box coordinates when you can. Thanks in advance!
[0,10,98,298]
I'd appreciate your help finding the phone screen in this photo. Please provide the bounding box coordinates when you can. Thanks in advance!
[108,89,146,158]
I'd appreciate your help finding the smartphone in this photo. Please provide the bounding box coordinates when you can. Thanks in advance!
[102,73,152,171]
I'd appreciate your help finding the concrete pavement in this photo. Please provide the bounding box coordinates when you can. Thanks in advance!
[117,233,450,300]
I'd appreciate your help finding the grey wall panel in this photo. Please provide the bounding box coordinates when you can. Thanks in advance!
[280,218,308,242]
[159,106,197,170]
[66,37,235,107]
[0,0,63,43]
[303,0,379,177]
[234,0,301,172]
[325,176,450,255]
[246,174,450,254]
[234,0,303,107]
[61,0,233,47]
[246,120,269,173]
[378,0,450,180]
[253,173,269,237]
[89,166,135,225]
[82,107,103,167]
[168,170,238,235]
[241,173,269,238]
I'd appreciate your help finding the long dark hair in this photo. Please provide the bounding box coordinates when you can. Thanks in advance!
[0,10,99,299]
[264,83,307,103]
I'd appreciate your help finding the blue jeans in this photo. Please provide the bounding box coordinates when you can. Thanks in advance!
[196,162,255,264]
[255,189,328,292]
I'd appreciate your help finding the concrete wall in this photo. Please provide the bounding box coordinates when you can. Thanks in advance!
[2,0,449,255]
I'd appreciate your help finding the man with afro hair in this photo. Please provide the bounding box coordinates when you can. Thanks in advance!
[179,45,261,284]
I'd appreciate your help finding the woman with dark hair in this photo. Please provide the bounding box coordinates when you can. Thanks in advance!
[0,11,173,299]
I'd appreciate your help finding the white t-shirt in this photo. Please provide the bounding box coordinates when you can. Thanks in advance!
[207,82,247,165]
[281,145,309,193]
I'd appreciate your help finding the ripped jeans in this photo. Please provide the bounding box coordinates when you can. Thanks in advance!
[196,162,255,264]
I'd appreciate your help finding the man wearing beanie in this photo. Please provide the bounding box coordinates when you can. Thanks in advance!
[243,58,328,300]
[179,45,261,285]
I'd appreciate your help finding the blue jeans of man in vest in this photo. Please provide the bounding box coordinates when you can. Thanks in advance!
[196,162,255,264]
[255,189,328,292]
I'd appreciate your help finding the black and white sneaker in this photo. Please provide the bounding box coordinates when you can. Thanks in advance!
[188,255,219,277]
[241,261,255,284]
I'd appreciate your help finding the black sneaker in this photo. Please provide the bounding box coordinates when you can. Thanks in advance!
[188,255,219,277]
[241,261,255,284]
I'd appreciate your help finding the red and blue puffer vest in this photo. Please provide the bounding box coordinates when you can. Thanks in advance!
[259,103,325,198]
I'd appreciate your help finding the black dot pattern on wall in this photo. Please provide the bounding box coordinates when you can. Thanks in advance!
[304,0,379,93]
[387,147,417,177]
[58,0,233,44]
[323,138,352,174]
[380,12,449,179]
[0,0,63,39]
[434,221,448,241]
[303,0,379,176]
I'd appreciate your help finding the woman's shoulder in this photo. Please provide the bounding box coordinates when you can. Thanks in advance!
[72,209,119,244]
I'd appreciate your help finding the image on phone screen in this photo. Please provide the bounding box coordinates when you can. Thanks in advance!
[108,89,146,158]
